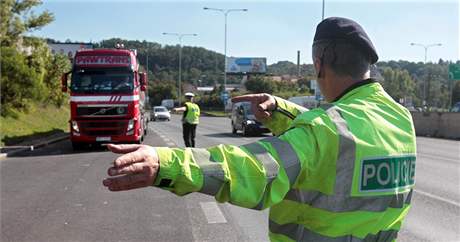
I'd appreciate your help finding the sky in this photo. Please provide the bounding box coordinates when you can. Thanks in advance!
[34,0,459,65]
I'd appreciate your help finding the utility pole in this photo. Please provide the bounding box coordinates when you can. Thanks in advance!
[163,32,198,105]
[204,7,248,111]
[322,0,325,20]
[297,50,301,77]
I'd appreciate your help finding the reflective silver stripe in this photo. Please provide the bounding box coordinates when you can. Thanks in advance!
[325,107,356,196]
[192,148,225,196]
[242,142,280,210]
[285,188,413,212]
[261,137,301,186]
[269,220,398,242]
[250,137,301,210]
[242,142,279,182]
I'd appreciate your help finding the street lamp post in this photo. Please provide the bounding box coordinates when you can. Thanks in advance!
[163,32,198,105]
[203,7,248,104]
[410,42,442,106]
[322,0,325,20]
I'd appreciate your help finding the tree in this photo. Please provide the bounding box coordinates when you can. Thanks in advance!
[381,67,416,105]
[0,1,70,117]
[451,81,460,106]
[0,0,54,46]
[0,46,40,116]
[43,53,71,107]
[148,81,177,106]
[245,76,276,94]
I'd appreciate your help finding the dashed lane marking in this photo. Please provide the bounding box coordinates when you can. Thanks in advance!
[199,202,227,224]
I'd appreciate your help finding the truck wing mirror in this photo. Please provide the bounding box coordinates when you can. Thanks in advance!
[61,73,68,92]
[140,72,147,91]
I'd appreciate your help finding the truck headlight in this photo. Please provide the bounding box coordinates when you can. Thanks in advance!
[127,119,134,131]
[71,121,79,132]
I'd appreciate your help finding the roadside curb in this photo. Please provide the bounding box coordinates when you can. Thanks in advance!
[0,134,69,160]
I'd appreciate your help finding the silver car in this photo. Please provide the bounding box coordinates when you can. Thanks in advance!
[150,106,171,121]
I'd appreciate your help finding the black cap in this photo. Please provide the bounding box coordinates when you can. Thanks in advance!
[313,17,378,64]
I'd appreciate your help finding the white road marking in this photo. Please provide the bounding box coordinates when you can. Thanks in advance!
[199,202,227,224]
[166,142,176,147]
[415,189,460,207]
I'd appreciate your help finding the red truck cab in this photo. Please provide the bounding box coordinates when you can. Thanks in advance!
[62,47,148,150]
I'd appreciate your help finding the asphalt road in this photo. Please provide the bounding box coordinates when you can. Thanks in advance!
[1,114,459,242]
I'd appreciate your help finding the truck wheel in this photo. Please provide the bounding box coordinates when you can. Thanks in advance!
[72,142,85,151]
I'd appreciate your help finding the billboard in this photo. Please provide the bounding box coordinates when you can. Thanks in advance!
[226,57,267,74]
[48,43,93,59]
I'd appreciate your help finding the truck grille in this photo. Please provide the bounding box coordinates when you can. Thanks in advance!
[77,104,128,117]
[79,120,127,136]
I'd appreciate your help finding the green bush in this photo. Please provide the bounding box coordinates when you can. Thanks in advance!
[1,46,40,116]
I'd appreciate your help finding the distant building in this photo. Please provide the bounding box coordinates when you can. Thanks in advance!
[268,75,298,83]
[47,42,93,60]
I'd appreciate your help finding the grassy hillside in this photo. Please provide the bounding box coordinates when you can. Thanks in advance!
[1,103,69,146]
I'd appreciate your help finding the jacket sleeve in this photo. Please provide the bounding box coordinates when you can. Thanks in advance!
[152,127,313,210]
[263,96,308,136]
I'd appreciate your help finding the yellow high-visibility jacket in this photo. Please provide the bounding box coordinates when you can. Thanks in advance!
[183,102,200,124]
[153,81,416,242]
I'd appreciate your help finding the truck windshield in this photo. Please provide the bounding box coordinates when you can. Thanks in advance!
[71,70,134,94]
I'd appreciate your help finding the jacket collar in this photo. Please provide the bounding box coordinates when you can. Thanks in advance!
[332,78,377,102]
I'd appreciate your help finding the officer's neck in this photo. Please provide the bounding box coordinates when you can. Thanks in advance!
[322,71,370,102]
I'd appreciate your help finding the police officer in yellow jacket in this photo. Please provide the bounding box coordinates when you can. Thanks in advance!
[103,17,416,242]
[173,92,201,147]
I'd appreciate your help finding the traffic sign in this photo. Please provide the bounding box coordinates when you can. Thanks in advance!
[449,63,460,80]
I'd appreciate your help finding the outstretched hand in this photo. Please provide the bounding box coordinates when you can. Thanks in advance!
[231,93,277,121]
[102,144,159,191]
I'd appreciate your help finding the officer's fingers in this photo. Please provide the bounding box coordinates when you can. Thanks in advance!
[107,162,144,176]
[113,150,144,168]
[102,173,149,191]
[258,98,276,112]
[107,144,142,154]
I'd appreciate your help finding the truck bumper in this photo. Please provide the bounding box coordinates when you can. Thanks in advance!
[71,132,141,143]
